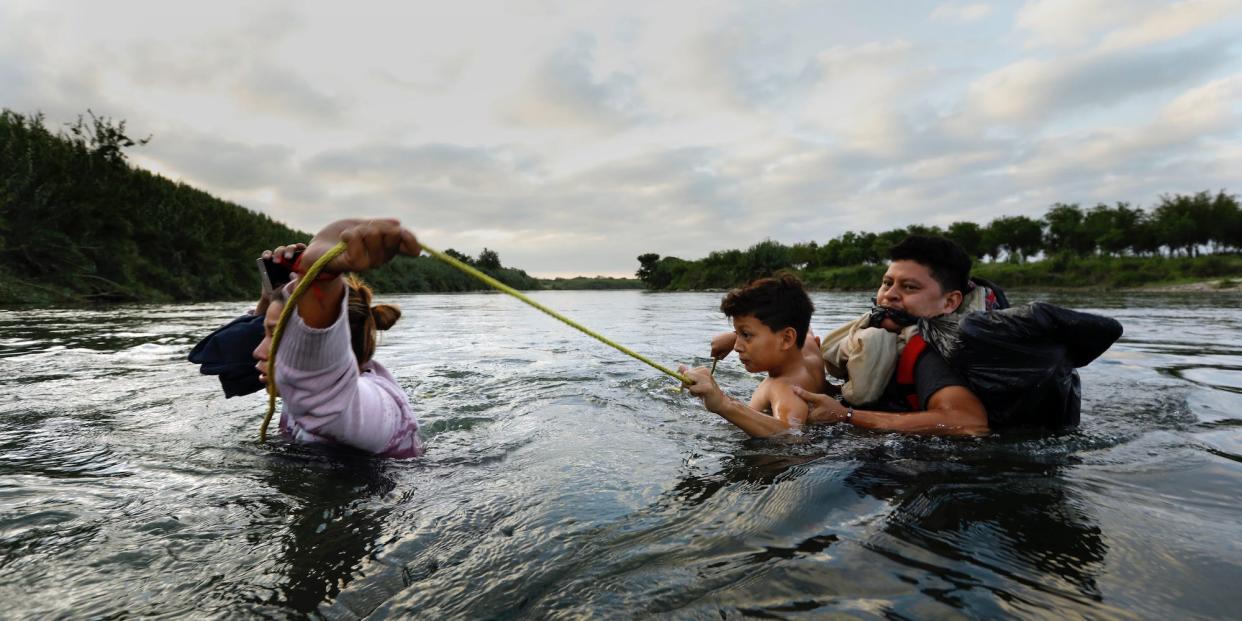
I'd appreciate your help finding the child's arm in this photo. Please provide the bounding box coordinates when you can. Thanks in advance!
[680,366,804,438]
[710,331,736,360]
[764,380,810,429]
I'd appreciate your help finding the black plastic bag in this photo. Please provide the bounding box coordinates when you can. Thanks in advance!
[188,313,266,398]
[921,302,1123,430]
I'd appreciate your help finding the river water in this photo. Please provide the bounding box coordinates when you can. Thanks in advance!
[1,290,1240,619]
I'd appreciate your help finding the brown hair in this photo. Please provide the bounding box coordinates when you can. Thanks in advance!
[720,272,814,347]
[344,274,401,365]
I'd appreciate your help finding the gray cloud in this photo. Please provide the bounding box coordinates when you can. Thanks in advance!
[283,132,1006,274]
[680,27,825,113]
[375,53,471,93]
[1015,0,1152,48]
[970,37,1237,123]
[142,131,295,191]
[1004,74,1242,183]
[3,2,1239,277]
[0,20,118,122]
[930,3,993,23]
[0,5,343,127]
[277,178,328,205]
[181,92,1241,277]
[234,65,345,123]
[503,34,647,131]
[117,11,343,124]
[280,142,759,273]
[304,143,536,193]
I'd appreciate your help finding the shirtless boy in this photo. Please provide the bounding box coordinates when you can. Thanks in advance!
[680,274,825,437]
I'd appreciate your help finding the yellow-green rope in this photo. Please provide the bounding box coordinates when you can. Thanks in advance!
[259,240,693,442]
[421,245,692,386]
[259,242,348,442]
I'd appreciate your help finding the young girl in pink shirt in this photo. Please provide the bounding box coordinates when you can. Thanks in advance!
[251,218,425,457]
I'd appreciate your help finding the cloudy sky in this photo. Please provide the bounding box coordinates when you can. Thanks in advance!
[2,1,1240,276]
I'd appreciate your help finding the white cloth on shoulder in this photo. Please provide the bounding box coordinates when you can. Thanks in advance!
[820,286,991,405]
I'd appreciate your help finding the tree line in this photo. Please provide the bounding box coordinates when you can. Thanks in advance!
[636,191,1241,291]
[0,110,538,304]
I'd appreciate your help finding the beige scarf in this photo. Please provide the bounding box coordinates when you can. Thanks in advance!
[820,286,991,405]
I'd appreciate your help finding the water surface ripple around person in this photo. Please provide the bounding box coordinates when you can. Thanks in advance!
[0,290,1239,618]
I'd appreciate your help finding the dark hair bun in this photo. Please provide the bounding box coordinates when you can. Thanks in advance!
[371,304,401,331]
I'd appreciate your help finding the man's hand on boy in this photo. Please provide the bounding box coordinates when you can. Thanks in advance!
[792,385,849,423]
[710,332,736,359]
[679,365,728,413]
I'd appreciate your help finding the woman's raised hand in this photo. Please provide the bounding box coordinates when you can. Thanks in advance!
[301,218,422,275]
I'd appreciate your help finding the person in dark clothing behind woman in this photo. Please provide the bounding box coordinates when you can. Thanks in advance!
[188,243,307,398]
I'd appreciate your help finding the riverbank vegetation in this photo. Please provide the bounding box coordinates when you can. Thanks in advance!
[637,191,1242,291]
[0,110,538,304]
[538,276,642,290]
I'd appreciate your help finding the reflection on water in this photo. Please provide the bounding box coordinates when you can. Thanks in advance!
[254,450,396,615]
[1,290,1241,618]
[850,457,1108,614]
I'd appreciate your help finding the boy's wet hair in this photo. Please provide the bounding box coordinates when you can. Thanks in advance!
[889,235,971,295]
[720,273,814,347]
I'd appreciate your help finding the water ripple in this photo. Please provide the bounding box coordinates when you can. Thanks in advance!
[1,292,1240,618]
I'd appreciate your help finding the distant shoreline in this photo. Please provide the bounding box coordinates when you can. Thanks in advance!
[635,276,1242,295]
[5,277,1241,309]
[1119,278,1242,293]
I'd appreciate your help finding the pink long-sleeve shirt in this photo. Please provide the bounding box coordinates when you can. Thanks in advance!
[276,294,423,458]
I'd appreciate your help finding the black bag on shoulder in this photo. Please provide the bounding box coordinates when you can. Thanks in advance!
[923,302,1123,430]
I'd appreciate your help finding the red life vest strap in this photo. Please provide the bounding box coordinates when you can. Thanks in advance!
[896,333,927,410]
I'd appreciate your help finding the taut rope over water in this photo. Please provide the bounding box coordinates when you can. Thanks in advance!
[421,245,693,385]
[260,241,693,442]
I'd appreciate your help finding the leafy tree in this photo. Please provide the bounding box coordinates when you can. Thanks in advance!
[646,256,688,289]
[66,110,151,165]
[820,232,867,267]
[905,224,945,238]
[1043,203,1094,256]
[477,247,501,270]
[789,241,819,268]
[1130,210,1162,257]
[1210,191,1241,251]
[742,239,793,279]
[947,221,985,259]
[985,215,1043,263]
[632,189,1237,290]
[1081,204,1114,255]
[636,253,661,285]
[866,230,900,264]
[1154,192,1211,257]
[444,248,475,265]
